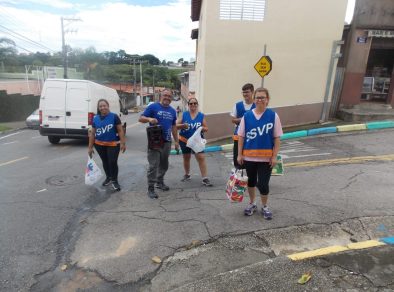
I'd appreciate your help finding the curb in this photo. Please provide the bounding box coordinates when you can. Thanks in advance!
[287,236,394,261]
[170,119,394,155]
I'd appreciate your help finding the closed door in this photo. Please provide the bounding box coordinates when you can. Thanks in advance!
[65,82,89,130]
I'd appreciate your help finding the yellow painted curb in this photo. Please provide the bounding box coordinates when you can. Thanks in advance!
[288,239,387,261]
[337,124,366,132]
[288,246,348,261]
[347,240,385,250]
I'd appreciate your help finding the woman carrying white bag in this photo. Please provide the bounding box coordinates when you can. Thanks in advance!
[177,97,213,186]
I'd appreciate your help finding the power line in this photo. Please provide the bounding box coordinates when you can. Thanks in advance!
[0,7,24,29]
[14,44,34,53]
[0,24,55,52]
[0,28,50,53]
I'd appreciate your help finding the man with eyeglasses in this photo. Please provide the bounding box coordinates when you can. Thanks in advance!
[230,83,256,169]
[139,89,180,199]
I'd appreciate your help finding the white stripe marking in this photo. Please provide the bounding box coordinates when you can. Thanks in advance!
[0,131,24,140]
[0,156,29,167]
[280,148,319,154]
[31,136,42,139]
[36,189,47,193]
[2,141,18,145]
[283,153,332,159]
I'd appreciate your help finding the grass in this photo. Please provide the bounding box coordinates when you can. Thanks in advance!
[0,124,11,132]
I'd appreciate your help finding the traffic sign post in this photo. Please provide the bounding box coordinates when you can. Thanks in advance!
[254,55,272,79]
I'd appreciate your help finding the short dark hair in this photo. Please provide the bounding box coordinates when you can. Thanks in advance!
[242,83,254,92]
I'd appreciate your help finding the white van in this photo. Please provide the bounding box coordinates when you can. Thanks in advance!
[39,79,127,144]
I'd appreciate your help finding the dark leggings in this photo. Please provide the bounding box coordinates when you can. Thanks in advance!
[94,144,120,181]
[244,161,272,195]
[233,140,245,169]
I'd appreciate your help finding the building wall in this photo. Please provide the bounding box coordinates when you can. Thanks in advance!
[194,0,347,139]
[339,0,394,107]
[353,0,394,29]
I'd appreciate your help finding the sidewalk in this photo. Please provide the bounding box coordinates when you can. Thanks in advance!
[62,144,394,291]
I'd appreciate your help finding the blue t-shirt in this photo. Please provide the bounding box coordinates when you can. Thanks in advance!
[179,111,204,139]
[142,102,177,141]
[92,112,121,142]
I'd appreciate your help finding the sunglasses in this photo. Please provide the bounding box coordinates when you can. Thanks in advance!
[255,96,267,100]
[188,102,198,105]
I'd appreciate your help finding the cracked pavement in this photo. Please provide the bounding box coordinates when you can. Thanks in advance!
[1,119,394,291]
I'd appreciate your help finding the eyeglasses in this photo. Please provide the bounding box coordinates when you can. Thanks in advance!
[255,96,267,100]
[162,94,172,97]
[188,102,198,105]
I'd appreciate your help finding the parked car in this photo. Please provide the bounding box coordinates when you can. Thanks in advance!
[25,109,40,129]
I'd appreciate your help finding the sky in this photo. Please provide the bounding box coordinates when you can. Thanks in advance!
[0,0,355,62]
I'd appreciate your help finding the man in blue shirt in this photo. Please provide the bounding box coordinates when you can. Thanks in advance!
[139,89,180,198]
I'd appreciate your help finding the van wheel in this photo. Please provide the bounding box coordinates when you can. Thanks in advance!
[48,136,60,144]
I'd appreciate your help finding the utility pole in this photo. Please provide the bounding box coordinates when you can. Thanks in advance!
[139,62,143,106]
[61,17,81,79]
[133,58,137,97]
[320,40,344,123]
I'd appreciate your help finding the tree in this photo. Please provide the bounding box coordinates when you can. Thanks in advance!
[177,58,183,64]
[142,54,160,65]
[0,37,17,64]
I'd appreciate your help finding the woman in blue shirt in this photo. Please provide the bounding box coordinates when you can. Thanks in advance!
[177,97,213,186]
[88,99,126,191]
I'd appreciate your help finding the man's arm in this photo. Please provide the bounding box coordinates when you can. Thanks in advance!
[172,125,180,151]
[232,117,241,125]
[230,104,240,125]
[139,115,158,124]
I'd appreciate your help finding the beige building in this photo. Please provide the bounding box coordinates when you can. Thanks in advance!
[190,0,348,140]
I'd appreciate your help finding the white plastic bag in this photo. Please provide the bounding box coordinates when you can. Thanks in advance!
[85,157,103,185]
[186,127,206,153]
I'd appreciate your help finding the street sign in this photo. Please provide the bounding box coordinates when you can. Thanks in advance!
[254,55,272,78]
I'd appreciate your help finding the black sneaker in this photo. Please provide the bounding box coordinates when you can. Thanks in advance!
[147,186,158,199]
[111,181,121,191]
[102,177,112,186]
[181,174,191,182]
[202,178,213,187]
[156,182,170,191]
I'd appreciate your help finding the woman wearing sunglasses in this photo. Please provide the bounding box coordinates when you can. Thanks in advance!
[237,87,283,220]
[177,97,213,186]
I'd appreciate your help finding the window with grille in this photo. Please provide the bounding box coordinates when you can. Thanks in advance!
[220,0,266,21]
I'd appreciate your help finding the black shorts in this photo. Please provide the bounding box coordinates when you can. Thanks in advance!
[179,141,204,154]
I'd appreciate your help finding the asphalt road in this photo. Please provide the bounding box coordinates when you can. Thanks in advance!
[1,114,393,291]
[0,112,146,291]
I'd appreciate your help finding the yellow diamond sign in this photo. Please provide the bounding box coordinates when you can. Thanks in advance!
[254,55,272,78]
